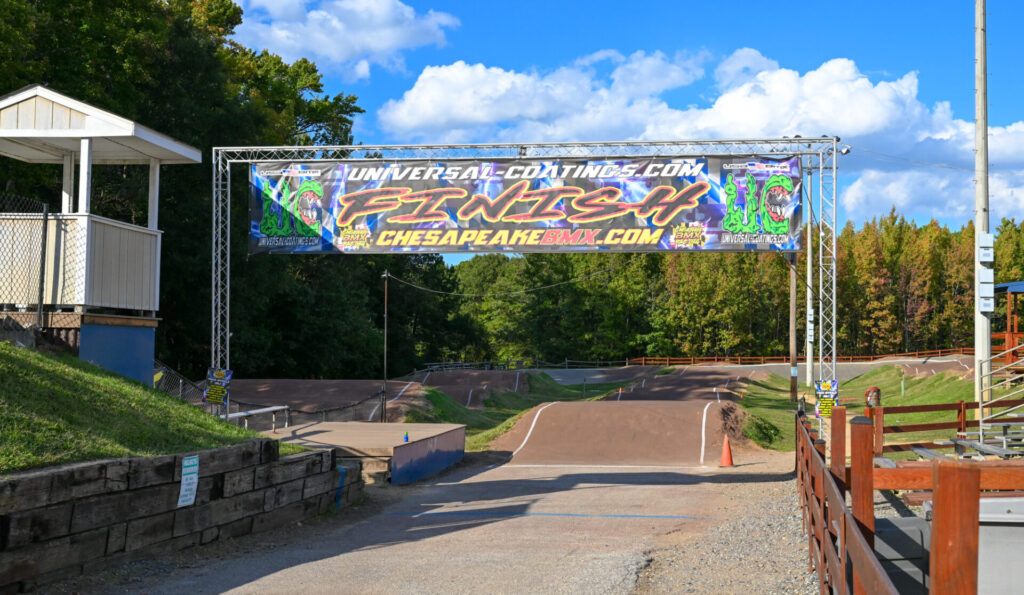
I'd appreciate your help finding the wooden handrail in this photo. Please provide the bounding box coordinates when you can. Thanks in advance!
[796,411,898,593]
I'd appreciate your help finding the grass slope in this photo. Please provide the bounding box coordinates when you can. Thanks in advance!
[736,364,1015,454]
[735,374,798,450]
[404,372,630,451]
[0,343,275,475]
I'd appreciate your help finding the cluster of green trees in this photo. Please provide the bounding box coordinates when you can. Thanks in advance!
[3,2,1021,380]
[451,215,1023,363]
[0,0,467,379]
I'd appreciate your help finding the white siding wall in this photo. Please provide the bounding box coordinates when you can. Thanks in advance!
[0,214,159,311]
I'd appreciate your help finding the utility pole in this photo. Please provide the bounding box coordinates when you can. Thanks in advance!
[382,269,389,423]
[974,0,993,413]
[790,253,798,402]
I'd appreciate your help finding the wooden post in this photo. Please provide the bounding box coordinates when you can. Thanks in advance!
[958,400,967,436]
[814,438,827,588]
[831,406,847,493]
[873,406,884,456]
[849,416,874,594]
[929,460,980,595]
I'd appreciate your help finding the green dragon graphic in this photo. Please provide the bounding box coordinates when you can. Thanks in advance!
[261,180,323,238]
[759,174,793,234]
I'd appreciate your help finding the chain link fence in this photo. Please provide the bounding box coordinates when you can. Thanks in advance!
[0,193,48,326]
[153,359,208,406]
[1,193,86,328]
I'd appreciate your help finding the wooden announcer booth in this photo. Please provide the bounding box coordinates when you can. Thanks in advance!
[0,85,200,382]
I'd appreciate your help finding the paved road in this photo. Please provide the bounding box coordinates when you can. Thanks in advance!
[71,454,795,595]
[58,364,800,594]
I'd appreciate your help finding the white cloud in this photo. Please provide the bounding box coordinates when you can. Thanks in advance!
[714,48,778,90]
[610,50,708,98]
[574,49,625,67]
[235,0,458,80]
[844,169,1024,224]
[379,50,707,140]
[378,47,1024,224]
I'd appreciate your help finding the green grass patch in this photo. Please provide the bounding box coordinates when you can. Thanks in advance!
[655,367,674,375]
[406,372,633,451]
[735,373,800,450]
[736,364,1017,455]
[836,365,1016,454]
[0,343,272,475]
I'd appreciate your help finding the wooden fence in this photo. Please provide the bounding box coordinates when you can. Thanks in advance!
[867,399,1024,454]
[630,348,974,367]
[798,405,1024,593]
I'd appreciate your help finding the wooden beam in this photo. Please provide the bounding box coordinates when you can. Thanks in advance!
[929,460,979,594]
[849,415,874,595]
[61,152,74,212]
[831,406,847,493]
[147,158,160,230]
[77,137,91,214]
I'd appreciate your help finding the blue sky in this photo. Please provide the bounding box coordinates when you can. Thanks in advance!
[233,0,1024,248]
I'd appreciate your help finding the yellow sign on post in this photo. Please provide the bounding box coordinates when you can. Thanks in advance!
[814,380,839,419]
[817,396,835,418]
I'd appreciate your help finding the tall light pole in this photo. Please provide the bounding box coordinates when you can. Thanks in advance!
[975,0,993,412]
[382,269,389,423]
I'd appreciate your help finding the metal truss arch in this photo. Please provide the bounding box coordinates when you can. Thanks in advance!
[211,139,840,376]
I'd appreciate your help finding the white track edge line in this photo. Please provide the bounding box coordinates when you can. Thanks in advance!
[388,381,414,403]
[511,402,558,458]
[699,401,714,464]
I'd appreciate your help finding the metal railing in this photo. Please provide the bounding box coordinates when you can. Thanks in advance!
[978,340,1024,445]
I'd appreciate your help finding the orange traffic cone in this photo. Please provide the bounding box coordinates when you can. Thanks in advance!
[720,435,734,467]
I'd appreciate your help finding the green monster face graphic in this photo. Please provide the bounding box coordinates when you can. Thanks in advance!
[759,174,793,234]
[260,180,324,238]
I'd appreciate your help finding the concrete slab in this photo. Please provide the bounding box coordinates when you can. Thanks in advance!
[270,422,466,485]
[273,422,461,455]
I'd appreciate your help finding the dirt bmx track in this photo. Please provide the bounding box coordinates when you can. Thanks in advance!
[493,365,744,467]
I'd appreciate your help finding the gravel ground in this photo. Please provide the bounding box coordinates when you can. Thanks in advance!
[635,455,817,594]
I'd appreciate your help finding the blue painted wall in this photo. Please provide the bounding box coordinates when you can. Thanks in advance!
[79,324,155,385]
[390,428,466,485]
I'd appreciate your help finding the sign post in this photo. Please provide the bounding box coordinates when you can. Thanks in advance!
[204,367,233,419]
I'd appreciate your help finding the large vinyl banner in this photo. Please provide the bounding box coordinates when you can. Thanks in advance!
[249,157,802,254]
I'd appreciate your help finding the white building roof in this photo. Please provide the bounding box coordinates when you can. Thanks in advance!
[0,85,201,165]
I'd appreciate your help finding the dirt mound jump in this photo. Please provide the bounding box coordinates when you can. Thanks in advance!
[493,400,732,466]
[421,369,528,409]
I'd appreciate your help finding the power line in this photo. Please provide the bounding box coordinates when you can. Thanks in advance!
[847,145,974,172]
[384,255,642,298]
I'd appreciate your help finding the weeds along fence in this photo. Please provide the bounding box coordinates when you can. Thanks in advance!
[798,405,1024,593]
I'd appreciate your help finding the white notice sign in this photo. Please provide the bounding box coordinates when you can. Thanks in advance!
[177,455,199,508]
